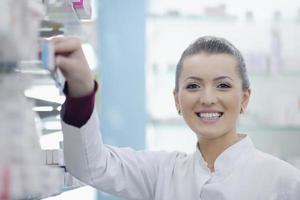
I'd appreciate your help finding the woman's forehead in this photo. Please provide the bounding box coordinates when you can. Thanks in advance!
[181,53,239,80]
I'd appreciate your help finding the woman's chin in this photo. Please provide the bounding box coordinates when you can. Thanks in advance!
[196,130,226,140]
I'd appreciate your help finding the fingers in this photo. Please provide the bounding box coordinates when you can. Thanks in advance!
[50,35,65,44]
[51,36,82,54]
[55,55,67,67]
[51,35,79,44]
[55,55,73,72]
[52,36,82,73]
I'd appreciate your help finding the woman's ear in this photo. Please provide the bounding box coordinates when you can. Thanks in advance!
[241,88,251,111]
[173,89,180,113]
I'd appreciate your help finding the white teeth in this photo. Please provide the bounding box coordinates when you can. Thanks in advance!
[197,112,222,119]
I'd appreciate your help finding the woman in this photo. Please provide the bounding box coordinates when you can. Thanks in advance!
[54,36,300,199]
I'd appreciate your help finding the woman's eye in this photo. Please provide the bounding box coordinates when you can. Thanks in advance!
[186,84,200,89]
[217,83,231,89]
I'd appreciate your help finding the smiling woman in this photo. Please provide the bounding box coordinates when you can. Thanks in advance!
[55,35,300,199]
[175,54,248,134]
[173,36,251,171]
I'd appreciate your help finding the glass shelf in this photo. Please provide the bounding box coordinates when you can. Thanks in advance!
[43,0,82,37]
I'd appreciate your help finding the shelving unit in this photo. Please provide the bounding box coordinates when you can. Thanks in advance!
[0,0,93,199]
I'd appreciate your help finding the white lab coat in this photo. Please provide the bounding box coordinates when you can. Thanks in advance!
[61,109,300,200]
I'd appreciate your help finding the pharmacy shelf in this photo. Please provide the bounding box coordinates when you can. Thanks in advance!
[41,0,92,38]
[0,0,93,199]
[43,0,81,37]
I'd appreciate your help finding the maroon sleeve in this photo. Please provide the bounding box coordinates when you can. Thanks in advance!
[61,81,98,128]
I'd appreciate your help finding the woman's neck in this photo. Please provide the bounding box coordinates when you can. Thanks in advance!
[198,131,240,172]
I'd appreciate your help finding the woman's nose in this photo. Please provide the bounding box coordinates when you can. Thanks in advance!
[200,89,217,106]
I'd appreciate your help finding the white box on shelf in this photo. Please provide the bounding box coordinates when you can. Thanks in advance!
[42,149,65,166]
[52,149,65,166]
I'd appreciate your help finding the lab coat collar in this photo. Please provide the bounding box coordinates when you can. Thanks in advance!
[195,134,255,176]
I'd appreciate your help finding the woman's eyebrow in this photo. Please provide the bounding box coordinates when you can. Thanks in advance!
[213,76,233,81]
[184,76,203,82]
[184,76,233,82]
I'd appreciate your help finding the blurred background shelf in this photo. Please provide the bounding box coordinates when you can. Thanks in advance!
[0,0,96,199]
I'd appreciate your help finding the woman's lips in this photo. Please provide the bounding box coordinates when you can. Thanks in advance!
[195,112,224,124]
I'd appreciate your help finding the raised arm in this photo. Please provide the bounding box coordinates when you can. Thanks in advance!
[53,37,168,199]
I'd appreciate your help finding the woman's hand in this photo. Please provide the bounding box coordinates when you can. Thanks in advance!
[52,36,95,97]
